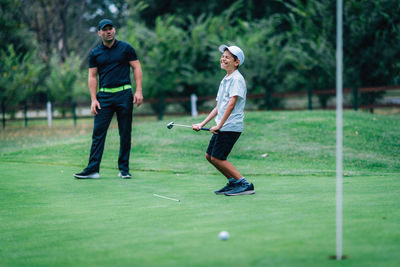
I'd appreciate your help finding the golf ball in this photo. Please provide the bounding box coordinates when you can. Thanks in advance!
[218,230,229,241]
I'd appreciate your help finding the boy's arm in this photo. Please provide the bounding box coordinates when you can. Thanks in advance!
[192,105,218,131]
[210,96,238,134]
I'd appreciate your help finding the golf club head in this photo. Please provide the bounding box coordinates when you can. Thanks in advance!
[166,121,210,132]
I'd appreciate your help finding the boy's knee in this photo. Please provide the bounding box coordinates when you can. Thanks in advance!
[210,156,224,164]
[205,153,212,162]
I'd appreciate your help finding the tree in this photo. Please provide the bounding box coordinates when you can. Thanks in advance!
[16,0,129,63]
[45,52,87,117]
[277,0,400,110]
[124,0,287,27]
[0,45,44,117]
[6,0,131,110]
[2,0,398,116]
[343,0,400,111]
[0,0,32,53]
[119,2,247,113]
[276,0,336,108]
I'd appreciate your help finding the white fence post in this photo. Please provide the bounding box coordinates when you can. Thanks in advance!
[191,94,198,117]
[47,101,52,128]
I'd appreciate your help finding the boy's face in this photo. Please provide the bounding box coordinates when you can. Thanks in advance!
[220,50,239,72]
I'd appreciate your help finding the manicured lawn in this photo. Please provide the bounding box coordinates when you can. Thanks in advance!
[0,111,399,266]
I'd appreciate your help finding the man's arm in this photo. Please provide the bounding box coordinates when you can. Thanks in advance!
[129,60,143,107]
[88,67,100,115]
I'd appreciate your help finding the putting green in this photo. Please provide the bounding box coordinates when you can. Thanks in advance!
[0,111,399,266]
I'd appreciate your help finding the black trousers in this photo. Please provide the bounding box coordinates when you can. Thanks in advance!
[85,89,133,173]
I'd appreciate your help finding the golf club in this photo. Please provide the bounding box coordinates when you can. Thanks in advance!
[167,121,210,131]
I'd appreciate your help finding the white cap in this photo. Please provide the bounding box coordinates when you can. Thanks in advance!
[219,44,245,66]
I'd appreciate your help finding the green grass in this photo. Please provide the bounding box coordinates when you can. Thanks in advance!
[0,111,399,266]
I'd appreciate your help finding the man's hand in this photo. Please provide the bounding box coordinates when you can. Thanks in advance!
[91,100,101,115]
[134,90,143,107]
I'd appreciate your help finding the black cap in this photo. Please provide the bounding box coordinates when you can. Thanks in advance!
[97,19,114,30]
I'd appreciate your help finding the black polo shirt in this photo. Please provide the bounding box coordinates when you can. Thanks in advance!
[88,40,138,88]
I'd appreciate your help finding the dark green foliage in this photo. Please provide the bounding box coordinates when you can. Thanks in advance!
[342,0,400,109]
[0,45,44,116]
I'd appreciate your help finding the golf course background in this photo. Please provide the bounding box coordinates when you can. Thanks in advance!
[0,110,399,266]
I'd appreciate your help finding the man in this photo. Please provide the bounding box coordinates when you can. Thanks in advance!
[74,19,143,179]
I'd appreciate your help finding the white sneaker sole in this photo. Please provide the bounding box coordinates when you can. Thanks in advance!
[224,190,255,196]
[118,172,132,179]
[74,173,100,179]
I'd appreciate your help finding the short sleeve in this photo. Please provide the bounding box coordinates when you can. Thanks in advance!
[229,78,246,99]
[88,50,97,68]
[126,44,138,61]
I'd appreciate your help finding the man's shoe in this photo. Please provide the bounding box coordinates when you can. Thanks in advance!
[118,171,132,179]
[214,180,236,195]
[224,182,255,196]
[74,170,100,179]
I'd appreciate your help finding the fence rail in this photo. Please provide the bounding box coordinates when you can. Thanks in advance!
[2,85,400,128]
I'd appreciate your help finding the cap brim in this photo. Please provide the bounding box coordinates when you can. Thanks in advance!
[218,45,228,53]
[101,24,113,30]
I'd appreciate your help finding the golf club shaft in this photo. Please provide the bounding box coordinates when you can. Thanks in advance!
[173,123,192,128]
[174,124,209,131]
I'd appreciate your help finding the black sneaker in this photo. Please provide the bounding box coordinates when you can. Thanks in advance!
[214,180,236,195]
[224,182,255,196]
[74,170,100,179]
[118,170,132,179]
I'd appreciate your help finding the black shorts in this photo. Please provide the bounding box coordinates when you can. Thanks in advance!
[206,131,241,160]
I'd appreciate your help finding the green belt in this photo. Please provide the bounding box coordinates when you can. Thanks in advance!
[99,84,131,93]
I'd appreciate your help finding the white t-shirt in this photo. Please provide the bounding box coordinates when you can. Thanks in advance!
[215,69,246,132]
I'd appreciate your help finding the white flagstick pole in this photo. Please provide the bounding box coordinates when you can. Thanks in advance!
[336,0,343,260]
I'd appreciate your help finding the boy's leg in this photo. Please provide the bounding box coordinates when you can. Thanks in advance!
[209,155,243,195]
[205,153,231,178]
[206,132,241,192]
[206,132,241,178]
[115,89,133,173]
[85,94,114,172]
[209,157,243,180]
[206,132,255,195]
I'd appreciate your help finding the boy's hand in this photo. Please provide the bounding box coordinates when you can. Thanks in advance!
[192,123,203,131]
[210,126,221,134]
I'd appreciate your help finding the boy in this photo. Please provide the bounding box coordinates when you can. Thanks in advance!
[192,44,255,196]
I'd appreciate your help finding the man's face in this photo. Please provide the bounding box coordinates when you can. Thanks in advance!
[220,50,239,71]
[98,25,116,42]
